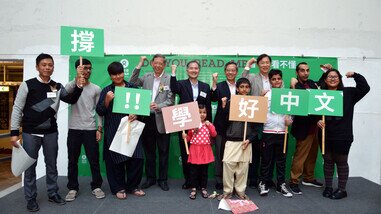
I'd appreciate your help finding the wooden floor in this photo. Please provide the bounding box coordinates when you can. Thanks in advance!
[0,159,21,192]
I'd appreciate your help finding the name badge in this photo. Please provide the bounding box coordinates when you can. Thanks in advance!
[163,85,170,91]
[200,91,207,98]
[47,91,57,98]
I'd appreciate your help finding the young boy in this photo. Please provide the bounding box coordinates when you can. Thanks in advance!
[219,77,261,200]
[258,69,293,198]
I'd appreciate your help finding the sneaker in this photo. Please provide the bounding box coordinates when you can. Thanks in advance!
[92,188,105,199]
[65,190,78,202]
[27,199,39,212]
[276,183,293,198]
[258,181,269,196]
[289,183,302,195]
[302,179,323,188]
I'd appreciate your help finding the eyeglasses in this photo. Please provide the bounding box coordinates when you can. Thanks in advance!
[327,75,339,80]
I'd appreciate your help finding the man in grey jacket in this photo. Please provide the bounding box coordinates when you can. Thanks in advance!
[129,54,174,191]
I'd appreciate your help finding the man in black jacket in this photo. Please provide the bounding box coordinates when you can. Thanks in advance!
[289,62,323,195]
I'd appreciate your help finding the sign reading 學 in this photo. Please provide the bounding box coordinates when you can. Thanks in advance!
[112,87,152,116]
[229,95,268,123]
[60,26,104,57]
[161,101,201,134]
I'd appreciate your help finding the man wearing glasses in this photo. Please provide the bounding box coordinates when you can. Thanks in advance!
[65,58,105,202]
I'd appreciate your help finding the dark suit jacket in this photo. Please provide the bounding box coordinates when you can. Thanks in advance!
[211,81,234,137]
[170,76,212,122]
[291,80,319,141]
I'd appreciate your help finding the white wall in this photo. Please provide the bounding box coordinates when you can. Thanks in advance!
[1,0,380,184]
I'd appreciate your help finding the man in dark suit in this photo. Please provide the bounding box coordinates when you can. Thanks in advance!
[210,61,238,190]
[129,54,174,191]
[170,60,211,189]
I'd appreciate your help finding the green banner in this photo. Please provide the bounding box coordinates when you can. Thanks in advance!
[308,89,343,116]
[270,88,309,116]
[113,87,152,116]
[61,26,104,57]
[70,54,337,179]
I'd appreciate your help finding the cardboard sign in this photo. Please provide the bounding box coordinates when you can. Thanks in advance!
[308,89,343,116]
[112,87,152,116]
[270,88,309,116]
[61,26,104,57]
[162,101,201,133]
[229,95,268,123]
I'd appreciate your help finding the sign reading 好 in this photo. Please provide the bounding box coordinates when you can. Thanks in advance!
[229,95,268,123]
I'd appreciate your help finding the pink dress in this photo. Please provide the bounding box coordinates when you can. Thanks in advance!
[187,123,217,164]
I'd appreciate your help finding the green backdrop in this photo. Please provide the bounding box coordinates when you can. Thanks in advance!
[69,54,337,180]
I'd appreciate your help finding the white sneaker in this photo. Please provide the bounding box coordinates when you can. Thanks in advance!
[277,183,293,198]
[258,181,269,196]
[65,190,78,202]
[92,188,105,199]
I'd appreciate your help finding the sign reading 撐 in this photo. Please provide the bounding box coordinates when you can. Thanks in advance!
[60,26,104,57]
[112,87,152,116]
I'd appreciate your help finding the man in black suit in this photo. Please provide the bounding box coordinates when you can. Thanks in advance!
[170,60,211,189]
[210,61,238,190]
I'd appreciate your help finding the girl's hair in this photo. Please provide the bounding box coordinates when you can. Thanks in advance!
[198,104,206,110]
[320,69,344,90]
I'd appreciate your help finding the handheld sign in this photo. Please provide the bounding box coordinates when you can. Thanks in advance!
[308,89,343,116]
[112,87,152,116]
[270,88,309,116]
[60,26,104,57]
[229,95,268,123]
[162,102,201,155]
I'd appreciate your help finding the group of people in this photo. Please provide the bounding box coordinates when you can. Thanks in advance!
[10,53,369,212]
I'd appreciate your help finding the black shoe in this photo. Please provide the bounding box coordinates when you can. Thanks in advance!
[158,181,169,191]
[182,182,191,189]
[322,187,333,198]
[302,179,324,188]
[331,189,347,200]
[48,194,66,205]
[141,180,156,189]
[27,199,39,212]
[248,180,257,189]
[215,183,223,190]
[289,183,302,195]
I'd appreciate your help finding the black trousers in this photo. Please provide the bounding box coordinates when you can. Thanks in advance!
[189,164,209,189]
[178,132,191,184]
[104,150,143,194]
[248,136,261,184]
[67,129,103,191]
[259,133,287,185]
[141,114,170,182]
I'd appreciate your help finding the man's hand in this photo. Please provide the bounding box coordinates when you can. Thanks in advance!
[171,64,177,76]
[221,97,227,109]
[10,136,20,148]
[212,73,218,84]
[136,56,147,69]
[290,77,298,89]
[242,139,250,150]
[150,102,159,111]
[96,131,102,142]
[245,58,257,69]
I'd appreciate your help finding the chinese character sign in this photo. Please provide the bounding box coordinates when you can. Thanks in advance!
[112,87,152,116]
[270,88,309,116]
[61,26,104,57]
[308,89,343,116]
[162,102,201,133]
[229,95,268,123]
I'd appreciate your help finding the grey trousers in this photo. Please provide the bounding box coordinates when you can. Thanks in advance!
[214,135,226,184]
[22,132,59,201]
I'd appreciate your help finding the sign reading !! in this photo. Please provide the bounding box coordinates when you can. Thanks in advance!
[229,95,268,123]
[270,88,309,116]
[162,101,201,133]
[308,89,343,116]
[61,26,104,57]
[112,87,152,116]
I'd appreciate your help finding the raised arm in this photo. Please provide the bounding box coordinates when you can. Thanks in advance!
[241,57,256,78]
[129,56,146,87]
